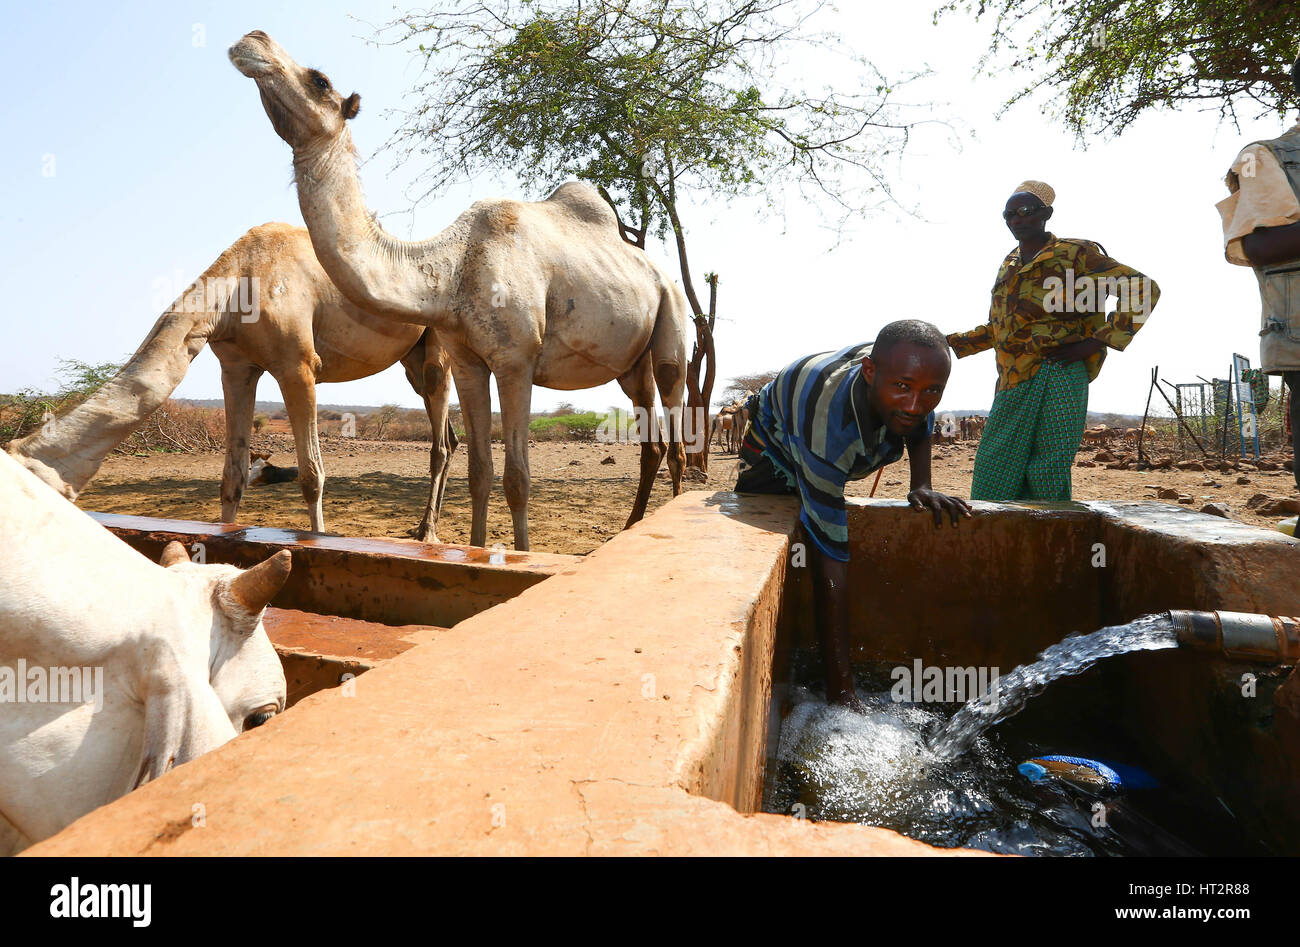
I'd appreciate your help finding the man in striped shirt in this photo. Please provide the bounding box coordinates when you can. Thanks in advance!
[734,320,970,709]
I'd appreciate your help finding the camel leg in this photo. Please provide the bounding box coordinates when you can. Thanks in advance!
[401,334,456,543]
[495,367,534,551]
[278,369,325,532]
[218,357,263,524]
[453,358,494,548]
[618,350,666,529]
[654,365,686,500]
[437,422,459,513]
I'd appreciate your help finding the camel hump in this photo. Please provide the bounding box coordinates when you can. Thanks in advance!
[543,181,618,227]
[239,221,304,253]
[209,222,308,278]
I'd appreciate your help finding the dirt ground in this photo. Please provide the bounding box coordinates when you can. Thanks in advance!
[76,436,1298,556]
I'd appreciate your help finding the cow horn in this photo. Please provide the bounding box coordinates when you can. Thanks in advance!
[226,549,293,613]
[159,541,190,568]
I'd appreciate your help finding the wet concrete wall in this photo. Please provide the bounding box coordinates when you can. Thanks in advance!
[842,502,1104,668]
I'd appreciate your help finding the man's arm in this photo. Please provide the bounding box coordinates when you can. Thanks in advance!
[811,544,859,710]
[1242,222,1300,267]
[946,323,993,358]
[1045,245,1160,364]
[904,425,972,527]
[784,451,859,708]
[948,263,1008,357]
[1219,143,1300,266]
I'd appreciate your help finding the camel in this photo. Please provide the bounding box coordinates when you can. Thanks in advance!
[712,387,754,455]
[710,390,753,453]
[8,224,459,541]
[230,31,689,550]
[732,392,753,452]
[712,407,736,450]
[0,450,289,853]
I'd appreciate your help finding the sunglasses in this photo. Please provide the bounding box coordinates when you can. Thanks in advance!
[1002,204,1043,220]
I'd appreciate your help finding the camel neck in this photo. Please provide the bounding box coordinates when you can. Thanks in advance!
[291,131,461,323]
[10,305,215,496]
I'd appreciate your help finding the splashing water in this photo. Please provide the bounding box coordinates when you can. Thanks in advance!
[769,690,1101,854]
[926,613,1178,761]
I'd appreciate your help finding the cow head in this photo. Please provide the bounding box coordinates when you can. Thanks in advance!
[248,451,272,487]
[158,542,289,733]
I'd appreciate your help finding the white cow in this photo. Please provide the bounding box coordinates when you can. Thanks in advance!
[0,451,289,853]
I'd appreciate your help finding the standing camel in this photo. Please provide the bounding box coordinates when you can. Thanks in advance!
[230,31,688,550]
[8,223,458,541]
[712,407,736,450]
[709,391,753,453]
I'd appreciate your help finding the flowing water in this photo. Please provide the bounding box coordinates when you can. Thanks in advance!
[926,613,1178,761]
[925,613,1180,759]
[762,613,1246,855]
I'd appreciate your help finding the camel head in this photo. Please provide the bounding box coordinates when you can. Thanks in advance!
[228,31,360,150]
[158,541,290,734]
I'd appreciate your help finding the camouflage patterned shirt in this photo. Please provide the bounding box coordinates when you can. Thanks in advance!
[947,234,1160,392]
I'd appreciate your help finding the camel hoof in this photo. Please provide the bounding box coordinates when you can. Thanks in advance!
[407,524,438,544]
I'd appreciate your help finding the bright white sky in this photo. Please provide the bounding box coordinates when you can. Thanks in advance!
[2,1,1292,416]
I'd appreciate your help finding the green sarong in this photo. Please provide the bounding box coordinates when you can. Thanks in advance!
[970,359,1089,502]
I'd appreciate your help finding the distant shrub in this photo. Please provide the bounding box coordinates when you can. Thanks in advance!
[123,400,224,453]
[1,358,123,444]
[359,405,402,440]
[529,411,603,441]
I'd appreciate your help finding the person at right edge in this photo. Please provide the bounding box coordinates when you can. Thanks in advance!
[1217,47,1300,493]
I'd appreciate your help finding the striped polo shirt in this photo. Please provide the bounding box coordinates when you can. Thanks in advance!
[748,342,935,562]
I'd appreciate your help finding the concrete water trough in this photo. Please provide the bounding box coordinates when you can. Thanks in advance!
[23,496,1300,855]
[768,501,1300,854]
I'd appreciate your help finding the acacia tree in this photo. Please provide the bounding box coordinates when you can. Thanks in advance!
[721,371,779,404]
[939,0,1300,137]
[378,0,937,467]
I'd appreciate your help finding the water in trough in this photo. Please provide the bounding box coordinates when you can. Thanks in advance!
[765,614,1259,855]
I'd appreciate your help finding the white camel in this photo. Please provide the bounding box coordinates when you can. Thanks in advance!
[230,31,690,550]
[0,450,289,854]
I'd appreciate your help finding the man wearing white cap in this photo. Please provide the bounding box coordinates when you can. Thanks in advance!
[947,183,1160,500]
[1216,52,1300,491]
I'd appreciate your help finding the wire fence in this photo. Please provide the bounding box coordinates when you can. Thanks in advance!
[1120,375,1292,463]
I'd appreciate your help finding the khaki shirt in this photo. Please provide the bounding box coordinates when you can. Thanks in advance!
[1216,123,1300,266]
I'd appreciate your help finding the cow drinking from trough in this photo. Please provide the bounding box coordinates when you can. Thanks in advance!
[0,451,289,853]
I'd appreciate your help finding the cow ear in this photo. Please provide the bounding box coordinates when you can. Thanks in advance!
[159,541,189,568]
[341,92,360,120]
[224,550,292,616]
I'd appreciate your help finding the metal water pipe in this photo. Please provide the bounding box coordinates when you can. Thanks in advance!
[1167,610,1300,663]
